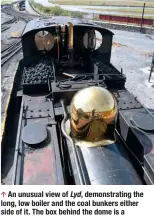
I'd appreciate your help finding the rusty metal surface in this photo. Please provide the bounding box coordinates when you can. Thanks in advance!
[23,143,57,185]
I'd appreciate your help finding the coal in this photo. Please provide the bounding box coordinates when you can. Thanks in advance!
[91,57,121,75]
[22,58,54,85]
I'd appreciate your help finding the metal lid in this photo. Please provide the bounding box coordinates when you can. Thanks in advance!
[22,123,47,147]
[132,112,154,132]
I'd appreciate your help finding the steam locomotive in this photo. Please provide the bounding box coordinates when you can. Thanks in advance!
[18,0,25,11]
[1,17,154,185]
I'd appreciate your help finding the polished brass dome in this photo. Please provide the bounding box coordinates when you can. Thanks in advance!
[70,86,117,143]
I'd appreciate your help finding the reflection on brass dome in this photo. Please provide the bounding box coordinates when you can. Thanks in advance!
[35,31,54,51]
[70,86,117,144]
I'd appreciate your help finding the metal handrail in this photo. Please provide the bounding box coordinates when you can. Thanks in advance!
[149,51,154,82]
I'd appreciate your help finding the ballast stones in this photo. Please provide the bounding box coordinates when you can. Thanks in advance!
[132,112,154,132]
[22,123,47,147]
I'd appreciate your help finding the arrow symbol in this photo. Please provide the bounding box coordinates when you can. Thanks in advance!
[1,192,6,197]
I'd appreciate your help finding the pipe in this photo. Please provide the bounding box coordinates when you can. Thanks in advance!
[140,3,146,33]
[60,100,86,185]
[68,22,73,49]
[12,98,24,184]
[61,24,66,47]
[55,24,60,61]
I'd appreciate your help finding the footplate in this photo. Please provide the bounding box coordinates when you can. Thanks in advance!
[12,95,64,185]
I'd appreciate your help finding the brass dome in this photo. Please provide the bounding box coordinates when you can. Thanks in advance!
[70,86,117,143]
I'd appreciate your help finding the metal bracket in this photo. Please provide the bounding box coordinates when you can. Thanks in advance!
[26,108,50,119]
[117,90,142,110]
[48,120,57,126]
[25,106,57,125]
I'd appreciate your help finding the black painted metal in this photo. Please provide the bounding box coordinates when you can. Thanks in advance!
[12,98,25,185]
[49,100,65,184]
[78,142,144,185]
[22,123,47,146]
[115,90,142,110]
[118,109,154,184]
[132,113,154,132]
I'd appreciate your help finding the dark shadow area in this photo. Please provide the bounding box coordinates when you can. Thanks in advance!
[1,64,22,182]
